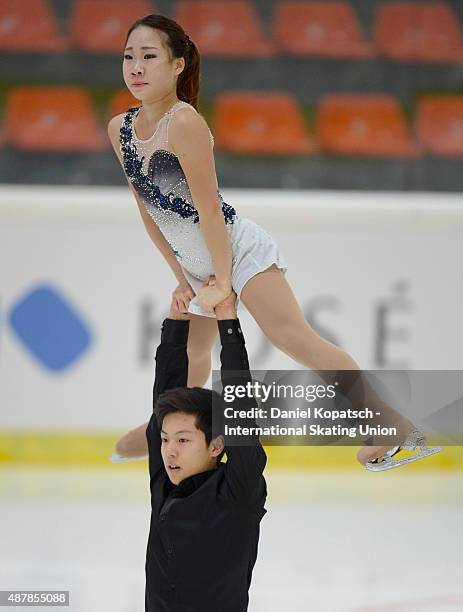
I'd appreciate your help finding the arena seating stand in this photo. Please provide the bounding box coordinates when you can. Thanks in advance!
[274,1,375,58]
[1,0,463,188]
[174,0,274,56]
[416,96,463,156]
[69,0,154,53]
[213,92,316,154]
[5,87,108,151]
[316,94,416,156]
[373,2,463,63]
[0,0,66,52]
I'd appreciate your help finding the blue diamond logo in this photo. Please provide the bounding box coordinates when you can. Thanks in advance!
[9,285,93,372]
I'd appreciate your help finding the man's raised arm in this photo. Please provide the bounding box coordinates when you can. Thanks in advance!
[152,313,190,403]
[215,293,267,502]
[113,309,190,462]
[146,309,190,474]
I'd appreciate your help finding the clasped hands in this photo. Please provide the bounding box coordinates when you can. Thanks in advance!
[172,276,232,315]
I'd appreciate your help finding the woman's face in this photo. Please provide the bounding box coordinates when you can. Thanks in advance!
[123,25,185,101]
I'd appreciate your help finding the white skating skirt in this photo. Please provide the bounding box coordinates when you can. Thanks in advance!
[182,217,288,318]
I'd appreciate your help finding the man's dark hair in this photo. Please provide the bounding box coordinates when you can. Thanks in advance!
[155,387,225,462]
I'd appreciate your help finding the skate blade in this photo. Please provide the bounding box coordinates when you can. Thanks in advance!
[109,453,148,463]
[365,446,443,472]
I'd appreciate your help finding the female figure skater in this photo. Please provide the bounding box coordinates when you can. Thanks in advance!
[108,14,417,468]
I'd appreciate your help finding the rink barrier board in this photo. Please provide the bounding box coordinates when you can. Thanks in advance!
[3,185,463,467]
[1,467,462,504]
[2,187,463,435]
[0,432,460,469]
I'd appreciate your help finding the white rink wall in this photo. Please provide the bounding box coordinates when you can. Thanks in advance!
[1,186,463,431]
[1,187,462,611]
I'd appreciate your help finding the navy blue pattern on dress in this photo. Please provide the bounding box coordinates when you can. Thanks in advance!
[120,107,236,225]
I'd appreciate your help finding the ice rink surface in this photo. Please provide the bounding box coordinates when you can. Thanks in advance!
[1,469,462,612]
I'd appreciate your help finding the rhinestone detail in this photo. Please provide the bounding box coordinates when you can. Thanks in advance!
[120,106,236,225]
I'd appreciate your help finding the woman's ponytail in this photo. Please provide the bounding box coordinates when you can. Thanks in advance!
[177,39,200,111]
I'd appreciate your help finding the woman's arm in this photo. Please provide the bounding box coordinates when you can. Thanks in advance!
[168,110,233,308]
[132,187,188,284]
[107,115,188,285]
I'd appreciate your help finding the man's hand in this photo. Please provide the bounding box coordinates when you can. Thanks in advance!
[202,276,237,320]
[169,296,191,321]
[172,281,195,314]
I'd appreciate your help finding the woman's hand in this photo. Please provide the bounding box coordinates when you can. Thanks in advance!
[172,281,195,314]
[198,276,232,313]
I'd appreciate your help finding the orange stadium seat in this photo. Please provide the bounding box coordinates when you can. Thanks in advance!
[5,87,108,152]
[416,96,463,156]
[70,0,153,53]
[0,0,66,52]
[108,90,140,119]
[213,92,316,155]
[174,0,274,57]
[316,94,416,157]
[373,2,463,63]
[274,1,374,58]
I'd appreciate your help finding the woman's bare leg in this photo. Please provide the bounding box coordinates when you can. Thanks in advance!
[241,266,360,369]
[186,313,218,386]
[115,313,218,457]
[241,266,414,465]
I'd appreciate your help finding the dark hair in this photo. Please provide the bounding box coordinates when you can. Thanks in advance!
[125,14,200,111]
[155,387,225,461]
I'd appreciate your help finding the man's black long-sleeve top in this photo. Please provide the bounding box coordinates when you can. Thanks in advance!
[145,318,267,612]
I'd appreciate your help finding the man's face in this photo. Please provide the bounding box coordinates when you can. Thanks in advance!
[161,412,222,485]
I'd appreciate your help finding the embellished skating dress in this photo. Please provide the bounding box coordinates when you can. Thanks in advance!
[119,100,287,317]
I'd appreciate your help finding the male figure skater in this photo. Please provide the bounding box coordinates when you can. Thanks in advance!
[144,290,266,612]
